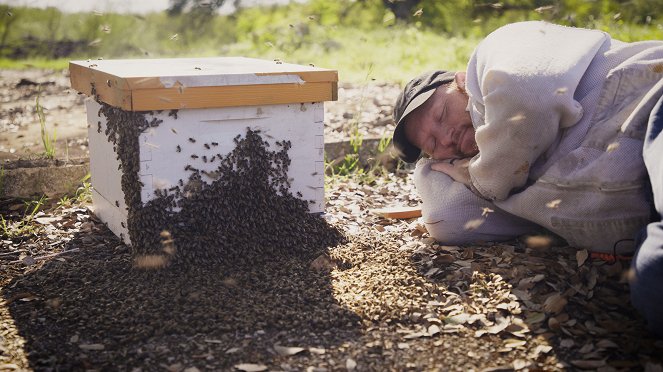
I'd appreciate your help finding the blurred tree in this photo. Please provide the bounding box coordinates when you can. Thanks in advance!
[0,5,18,55]
[168,0,238,15]
[382,0,422,20]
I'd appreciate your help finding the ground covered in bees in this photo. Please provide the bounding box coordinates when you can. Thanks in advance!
[2,167,663,371]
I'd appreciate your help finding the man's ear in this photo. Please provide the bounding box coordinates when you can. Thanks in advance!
[455,71,467,92]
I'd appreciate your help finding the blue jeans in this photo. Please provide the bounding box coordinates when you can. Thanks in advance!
[631,90,663,337]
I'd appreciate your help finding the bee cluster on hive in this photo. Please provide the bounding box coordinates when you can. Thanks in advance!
[95,95,343,267]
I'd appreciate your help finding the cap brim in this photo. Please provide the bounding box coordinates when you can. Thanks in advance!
[392,89,436,163]
[396,89,436,126]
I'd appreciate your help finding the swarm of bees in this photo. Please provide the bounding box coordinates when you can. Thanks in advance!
[97,98,343,268]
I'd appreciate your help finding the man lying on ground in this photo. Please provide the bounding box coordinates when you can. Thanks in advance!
[391,21,663,336]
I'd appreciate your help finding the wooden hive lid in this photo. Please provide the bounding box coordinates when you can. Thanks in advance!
[70,57,338,111]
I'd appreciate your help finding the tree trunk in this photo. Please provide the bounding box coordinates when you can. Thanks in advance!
[382,0,422,21]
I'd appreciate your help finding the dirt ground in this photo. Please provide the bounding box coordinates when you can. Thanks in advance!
[0,69,400,161]
[1,70,663,371]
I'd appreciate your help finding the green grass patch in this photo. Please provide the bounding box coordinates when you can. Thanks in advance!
[0,57,70,70]
[2,1,662,83]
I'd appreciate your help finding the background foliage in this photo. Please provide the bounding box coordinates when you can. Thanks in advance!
[0,0,661,82]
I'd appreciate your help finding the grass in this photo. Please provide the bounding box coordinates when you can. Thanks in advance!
[0,195,48,239]
[35,91,57,159]
[0,57,70,70]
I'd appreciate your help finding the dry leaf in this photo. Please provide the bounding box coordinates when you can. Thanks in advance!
[576,249,589,267]
[397,342,409,349]
[525,312,545,324]
[504,339,527,348]
[570,360,606,369]
[309,347,326,355]
[596,339,618,349]
[533,344,553,355]
[475,315,510,337]
[274,344,305,356]
[445,313,470,325]
[428,324,441,336]
[234,364,268,372]
[560,339,575,348]
[79,343,105,351]
[513,359,528,370]
[543,293,567,314]
[346,358,357,370]
[183,368,201,372]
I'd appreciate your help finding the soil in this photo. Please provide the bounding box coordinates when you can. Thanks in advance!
[1,70,663,371]
[0,69,401,162]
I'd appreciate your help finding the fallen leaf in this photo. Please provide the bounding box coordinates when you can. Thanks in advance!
[543,293,567,314]
[309,347,326,355]
[576,249,589,267]
[596,339,618,349]
[226,347,240,354]
[428,324,441,336]
[504,339,527,348]
[274,344,305,356]
[234,364,268,372]
[346,358,357,370]
[397,342,409,349]
[533,344,553,355]
[513,359,528,370]
[183,367,201,372]
[79,343,105,351]
[570,360,606,369]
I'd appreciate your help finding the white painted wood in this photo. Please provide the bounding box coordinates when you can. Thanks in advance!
[86,99,325,246]
[71,57,336,88]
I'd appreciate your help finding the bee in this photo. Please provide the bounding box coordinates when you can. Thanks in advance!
[191,154,199,159]
[211,142,218,146]
[204,143,210,149]
[188,138,196,143]
[176,145,181,153]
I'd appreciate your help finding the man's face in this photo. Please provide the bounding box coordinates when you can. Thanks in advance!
[403,79,478,161]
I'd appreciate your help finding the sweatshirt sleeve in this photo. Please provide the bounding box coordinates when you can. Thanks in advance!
[464,21,608,201]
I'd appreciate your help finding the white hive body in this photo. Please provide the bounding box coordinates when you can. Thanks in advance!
[72,57,337,245]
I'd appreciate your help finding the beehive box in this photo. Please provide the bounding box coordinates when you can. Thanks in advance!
[70,57,337,245]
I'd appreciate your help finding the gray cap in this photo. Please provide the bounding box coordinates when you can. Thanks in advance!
[392,70,456,163]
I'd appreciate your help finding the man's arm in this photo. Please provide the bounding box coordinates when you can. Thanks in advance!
[415,159,540,244]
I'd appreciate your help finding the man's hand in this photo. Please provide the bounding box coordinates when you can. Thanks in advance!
[431,158,472,187]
